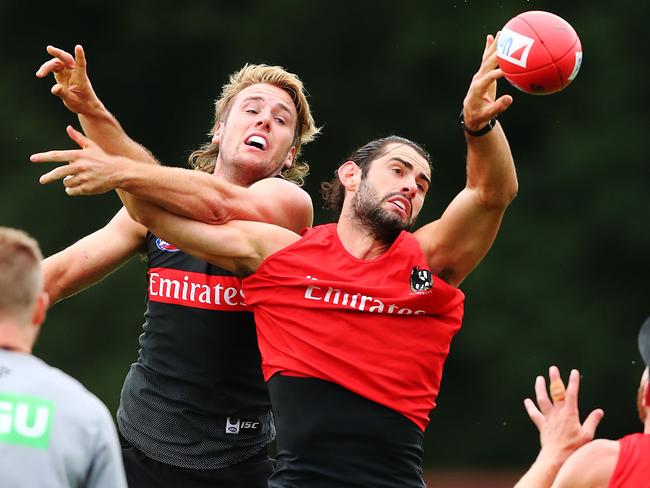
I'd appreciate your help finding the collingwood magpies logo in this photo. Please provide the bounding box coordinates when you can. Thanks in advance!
[410,266,433,293]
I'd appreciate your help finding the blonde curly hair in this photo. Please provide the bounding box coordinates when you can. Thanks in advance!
[189,64,320,186]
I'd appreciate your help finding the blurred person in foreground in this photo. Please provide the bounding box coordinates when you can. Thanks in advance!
[516,318,650,487]
[0,226,127,488]
[34,33,517,487]
[35,45,319,487]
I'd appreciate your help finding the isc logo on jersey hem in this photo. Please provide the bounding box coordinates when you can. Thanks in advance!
[225,417,261,434]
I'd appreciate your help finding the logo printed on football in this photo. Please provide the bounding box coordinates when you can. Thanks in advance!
[496,11,582,95]
[496,27,536,68]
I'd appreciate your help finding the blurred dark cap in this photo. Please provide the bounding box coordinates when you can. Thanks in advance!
[638,317,650,368]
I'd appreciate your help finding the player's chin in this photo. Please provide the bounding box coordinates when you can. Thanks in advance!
[388,208,412,228]
[383,212,411,232]
[237,155,276,173]
[383,202,406,219]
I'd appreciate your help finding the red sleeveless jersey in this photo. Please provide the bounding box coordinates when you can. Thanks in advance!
[609,433,650,487]
[243,224,465,430]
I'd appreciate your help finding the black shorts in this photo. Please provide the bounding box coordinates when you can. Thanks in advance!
[267,374,426,488]
[118,432,274,488]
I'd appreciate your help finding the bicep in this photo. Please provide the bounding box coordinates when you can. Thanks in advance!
[414,187,506,286]
[43,208,146,304]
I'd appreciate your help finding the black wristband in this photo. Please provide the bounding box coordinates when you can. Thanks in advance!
[459,111,497,137]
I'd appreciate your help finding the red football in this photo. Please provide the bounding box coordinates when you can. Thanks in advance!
[496,11,582,95]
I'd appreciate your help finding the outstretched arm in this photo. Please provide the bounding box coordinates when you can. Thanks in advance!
[37,156,313,232]
[36,44,154,164]
[115,165,314,232]
[514,367,604,488]
[414,34,518,287]
[35,45,313,232]
[43,207,147,306]
[32,127,300,274]
[118,186,301,276]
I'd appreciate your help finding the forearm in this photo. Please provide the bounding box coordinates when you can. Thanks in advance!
[41,208,145,306]
[115,185,153,228]
[42,241,135,305]
[118,164,238,224]
[43,254,79,304]
[43,253,110,304]
[119,166,313,231]
[115,187,260,273]
[79,105,156,164]
[465,124,518,208]
[514,449,564,488]
[115,187,198,253]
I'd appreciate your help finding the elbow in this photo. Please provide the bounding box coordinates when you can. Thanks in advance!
[204,198,232,225]
[504,177,519,205]
[478,178,519,209]
[41,269,61,308]
[205,211,229,226]
[502,164,520,204]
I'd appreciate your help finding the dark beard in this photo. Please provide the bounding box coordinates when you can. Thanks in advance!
[352,180,411,245]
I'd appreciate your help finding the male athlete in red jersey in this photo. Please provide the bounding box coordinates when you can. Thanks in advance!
[516,318,650,488]
[33,34,518,487]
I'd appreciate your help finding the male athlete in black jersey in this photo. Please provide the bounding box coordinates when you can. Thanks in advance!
[35,45,319,487]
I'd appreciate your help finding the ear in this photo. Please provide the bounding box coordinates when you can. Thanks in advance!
[31,292,49,329]
[644,381,650,407]
[283,146,296,169]
[211,122,224,144]
[337,161,362,191]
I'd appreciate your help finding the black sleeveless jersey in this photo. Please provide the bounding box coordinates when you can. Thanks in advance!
[116,233,274,470]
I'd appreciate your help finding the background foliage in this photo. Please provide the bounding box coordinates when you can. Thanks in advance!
[2,0,648,472]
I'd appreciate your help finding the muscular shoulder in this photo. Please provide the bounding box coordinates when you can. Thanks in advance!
[553,439,619,487]
[250,177,311,206]
[248,178,313,232]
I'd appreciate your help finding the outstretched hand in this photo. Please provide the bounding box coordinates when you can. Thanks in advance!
[35,45,102,116]
[462,33,513,132]
[524,366,604,466]
[30,126,128,196]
